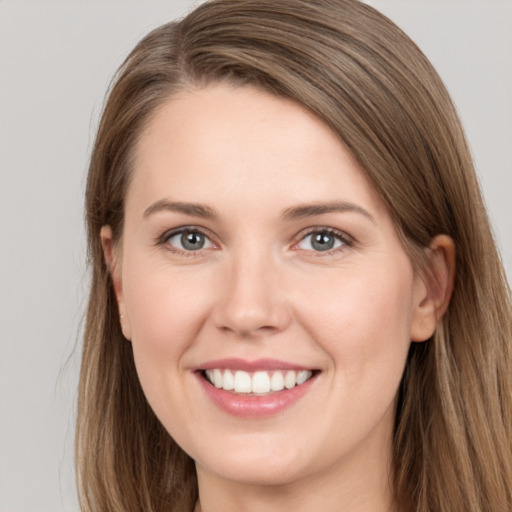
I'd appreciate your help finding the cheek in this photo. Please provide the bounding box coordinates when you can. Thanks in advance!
[294,261,414,378]
[303,267,414,450]
[121,254,214,377]
[127,281,200,347]
[120,259,215,427]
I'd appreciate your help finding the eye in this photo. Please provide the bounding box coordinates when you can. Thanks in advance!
[296,229,349,252]
[164,229,214,252]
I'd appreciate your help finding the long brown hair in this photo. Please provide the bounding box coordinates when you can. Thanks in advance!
[78,1,512,510]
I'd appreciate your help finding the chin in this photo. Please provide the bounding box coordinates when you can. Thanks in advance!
[197,456,306,487]
[190,432,321,488]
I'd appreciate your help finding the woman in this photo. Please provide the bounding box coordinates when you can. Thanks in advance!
[77,1,512,511]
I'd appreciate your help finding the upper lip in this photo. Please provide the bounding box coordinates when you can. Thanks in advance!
[197,358,316,372]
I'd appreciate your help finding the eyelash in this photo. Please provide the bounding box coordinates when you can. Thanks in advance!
[156,226,216,258]
[293,227,354,256]
[156,226,354,257]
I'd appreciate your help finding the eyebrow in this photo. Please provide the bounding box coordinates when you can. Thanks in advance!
[143,199,375,223]
[143,200,217,219]
[281,201,376,223]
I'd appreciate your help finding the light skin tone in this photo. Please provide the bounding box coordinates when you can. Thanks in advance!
[102,84,455,512]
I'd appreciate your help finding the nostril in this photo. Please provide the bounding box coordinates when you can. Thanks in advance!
[211,276,292,336]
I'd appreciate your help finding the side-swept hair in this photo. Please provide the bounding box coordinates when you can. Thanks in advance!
[78,1,512,510]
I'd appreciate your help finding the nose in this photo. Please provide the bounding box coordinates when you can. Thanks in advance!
[211,251,292,338]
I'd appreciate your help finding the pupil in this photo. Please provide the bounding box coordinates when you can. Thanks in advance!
[312,233,334,251]
[181,232,204,250]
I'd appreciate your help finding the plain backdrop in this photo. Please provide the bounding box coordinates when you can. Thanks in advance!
[0,1,510,511]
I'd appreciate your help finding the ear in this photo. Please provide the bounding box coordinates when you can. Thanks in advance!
[100,225,132,340]
[410,234,455,342]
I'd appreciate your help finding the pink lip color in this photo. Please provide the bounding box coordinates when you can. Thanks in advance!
[195,361,318,418]
[198,358,312,372]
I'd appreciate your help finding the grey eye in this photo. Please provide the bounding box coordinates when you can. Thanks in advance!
[167,230,213,251]
[298,231,343,252]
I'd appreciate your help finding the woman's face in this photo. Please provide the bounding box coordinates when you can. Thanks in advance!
[105,84,435,490]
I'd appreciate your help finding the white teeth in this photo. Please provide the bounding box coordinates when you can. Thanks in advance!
[284,370,296,389]
[270,371,284,391]
[213,369,223,388]
[204,368,314,394]
[234,370,252,393]
[223,369,235,390]
[297,370,311,385]
[252,371,271,393]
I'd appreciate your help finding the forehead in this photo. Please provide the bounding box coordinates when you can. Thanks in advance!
[127,84,387,221]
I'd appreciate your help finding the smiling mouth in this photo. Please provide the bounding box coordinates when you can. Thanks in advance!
[200,368,318,395]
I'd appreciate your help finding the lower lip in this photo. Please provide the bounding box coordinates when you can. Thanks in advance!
[196,372,317,418]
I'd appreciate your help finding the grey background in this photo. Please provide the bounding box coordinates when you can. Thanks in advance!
[0,1,510,511]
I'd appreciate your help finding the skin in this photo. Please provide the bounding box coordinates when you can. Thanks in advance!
[102,84,454,512]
